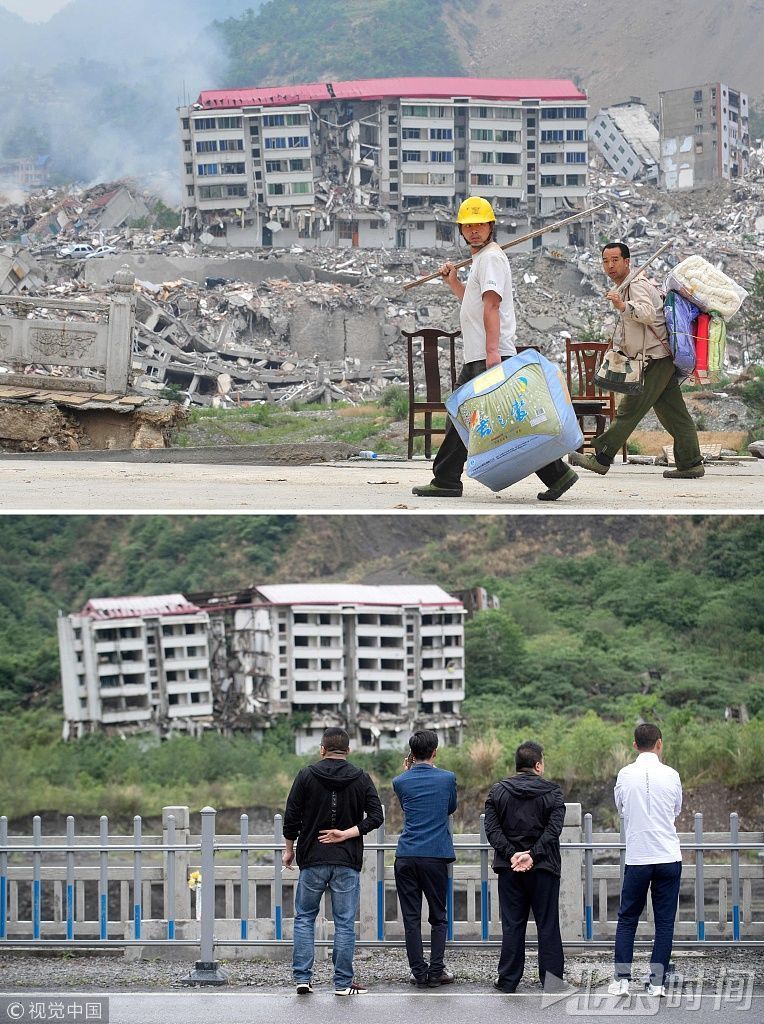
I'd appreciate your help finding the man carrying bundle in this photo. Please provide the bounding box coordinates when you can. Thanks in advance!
[569,242,704,480]
[411,196,579,502]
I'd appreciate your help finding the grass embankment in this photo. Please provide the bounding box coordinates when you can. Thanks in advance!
[171,370,764,455]
[5,708,764,826]
[170,386,431,453]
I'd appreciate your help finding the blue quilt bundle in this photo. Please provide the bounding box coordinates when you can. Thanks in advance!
[445,350,583,492]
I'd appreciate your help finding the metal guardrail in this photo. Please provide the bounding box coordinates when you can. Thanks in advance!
[2,805,763,980]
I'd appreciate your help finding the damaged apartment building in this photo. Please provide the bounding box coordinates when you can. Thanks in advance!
[58,584,466,753]
[659,82,750,190]
[177,76,590,250]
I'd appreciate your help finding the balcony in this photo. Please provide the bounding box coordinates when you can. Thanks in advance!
[100,708,152,725]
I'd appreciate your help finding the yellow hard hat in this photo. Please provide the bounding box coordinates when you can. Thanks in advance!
[456,196,496,224]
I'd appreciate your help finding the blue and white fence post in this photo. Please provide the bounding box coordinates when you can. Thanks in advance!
[694,812,705,941]
[0,816,7,940]
[182,807,227,985]
[98,816,108,941]
[65,816,75,941]
[479,813,489,941]
[730,812,741,941]
[32,816,41,940]
[583,813,593,941]
[376,813,386,942]
[132,816,142,941]
[446,814,454,942]
[166,814,176,941]
[273,813,283,941]
[239,813,249,941]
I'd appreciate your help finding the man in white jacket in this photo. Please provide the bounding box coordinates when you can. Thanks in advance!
[610,723,683,998]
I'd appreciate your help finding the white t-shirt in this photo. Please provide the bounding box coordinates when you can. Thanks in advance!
[459,241,517,363]
[614,752,683,865]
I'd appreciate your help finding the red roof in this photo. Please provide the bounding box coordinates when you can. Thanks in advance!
[196,76,586,110]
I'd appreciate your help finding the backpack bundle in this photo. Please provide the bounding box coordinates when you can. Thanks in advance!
[661,256,744,384]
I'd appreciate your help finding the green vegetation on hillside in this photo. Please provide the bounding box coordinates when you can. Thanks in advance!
[0,516,296,713]
[216,0,463,85]
[0,515,762,819]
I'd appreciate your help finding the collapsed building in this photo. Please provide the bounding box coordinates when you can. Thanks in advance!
[58,584,467,753]
[590,100,660,182]
[178,76,591,251]
[659,82,750,190]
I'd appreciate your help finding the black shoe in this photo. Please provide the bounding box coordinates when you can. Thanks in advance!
[409,972,429,988]
[493,979,518,994]
[426,970,454,987]
[428,968,455,988]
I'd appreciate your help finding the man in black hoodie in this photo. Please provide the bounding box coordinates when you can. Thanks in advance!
[484,740,566,993]
[283,727,383,996]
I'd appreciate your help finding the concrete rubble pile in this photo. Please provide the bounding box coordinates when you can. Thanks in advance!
[1,159,763,410]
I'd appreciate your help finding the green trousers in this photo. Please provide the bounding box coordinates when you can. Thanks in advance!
[593,357,702,471]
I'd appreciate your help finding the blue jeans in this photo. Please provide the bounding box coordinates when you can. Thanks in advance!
[614,861,682,984]
[292,864,360,989]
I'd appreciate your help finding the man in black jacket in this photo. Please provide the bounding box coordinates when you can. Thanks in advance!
[283,727,383,996]
[484,740,566,993]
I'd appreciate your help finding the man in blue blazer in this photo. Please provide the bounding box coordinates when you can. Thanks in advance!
[392,730,458,987]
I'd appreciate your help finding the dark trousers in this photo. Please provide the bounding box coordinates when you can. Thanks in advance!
[593,357,702,471]
[497,869,564,988]
[394,857,449,981]
[614,861,682,984]
[430,360,570,490]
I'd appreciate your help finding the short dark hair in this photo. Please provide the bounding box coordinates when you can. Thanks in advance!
[321,727,349,753]
[601,241,630,259]
[515,740,544,772]
[634,723,662,751]
[409,730,438,760]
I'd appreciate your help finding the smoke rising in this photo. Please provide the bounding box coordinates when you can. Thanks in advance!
[0,0,263,200]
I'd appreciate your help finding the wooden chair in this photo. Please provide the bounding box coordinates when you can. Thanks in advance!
[565,340,627,462]
[403,327,459,460]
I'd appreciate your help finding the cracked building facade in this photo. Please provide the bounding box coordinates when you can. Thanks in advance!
[177,76,589,250]
[59,584,466,752]
[659,82,750,190]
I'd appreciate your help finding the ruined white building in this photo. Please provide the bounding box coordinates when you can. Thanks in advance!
[660,83,750,190]
[177,76,589,250]
[59,584,466,752]
[589,101,659,182]
[58,594,214,739]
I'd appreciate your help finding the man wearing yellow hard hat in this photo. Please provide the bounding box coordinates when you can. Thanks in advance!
[412,197,578,501]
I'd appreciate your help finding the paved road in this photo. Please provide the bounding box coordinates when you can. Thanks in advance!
[1,456,762,511]
[5,991,761,1024]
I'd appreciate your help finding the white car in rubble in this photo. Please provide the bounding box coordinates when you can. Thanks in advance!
[57,243,96,259]
[84,245,119,260]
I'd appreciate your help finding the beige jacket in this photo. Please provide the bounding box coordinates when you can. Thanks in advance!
[613,276,670,361]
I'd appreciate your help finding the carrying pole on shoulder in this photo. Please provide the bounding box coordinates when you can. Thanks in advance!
[402,202,609,291]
